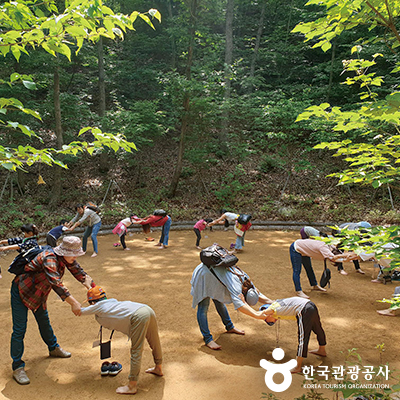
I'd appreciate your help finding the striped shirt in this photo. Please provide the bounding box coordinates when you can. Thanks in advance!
[14,250,87,311]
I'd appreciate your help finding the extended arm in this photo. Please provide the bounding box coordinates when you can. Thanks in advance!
[237,302,269,319]
[258,292,274,304]
[65,295,82,316]
[208,214,226,227]
[0,244,20,252]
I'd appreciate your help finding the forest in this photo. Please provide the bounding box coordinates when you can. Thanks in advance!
[1,0,400,235]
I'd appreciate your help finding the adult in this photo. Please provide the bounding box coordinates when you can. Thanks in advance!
[10,236,93,385]
[261,296,327,373]
[332,221,372,275]
[290,238,355,299]
[68,203,102,257]
[190,263,271,350]
[80,286,163,395]
[133,213,172,249]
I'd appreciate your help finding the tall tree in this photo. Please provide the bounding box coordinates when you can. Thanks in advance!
[168,0,198,197]
[0,0,160,171]
[220,0,234,150]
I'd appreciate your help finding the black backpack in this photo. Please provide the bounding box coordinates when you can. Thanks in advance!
[237,214,252,224]
[200,243,238,268]
[320,259,331,288]
[154,209,168,217]
[8,246,48,275]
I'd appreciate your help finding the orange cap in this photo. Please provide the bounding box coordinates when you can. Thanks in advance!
[87,286,106,301]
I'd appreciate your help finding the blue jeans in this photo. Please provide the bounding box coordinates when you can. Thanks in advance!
[290,242,318,292]
[83,221,102,253]
[196,297,234,344]
[159,216,171,246]
[11,282,58,370]
[235,232,245,250]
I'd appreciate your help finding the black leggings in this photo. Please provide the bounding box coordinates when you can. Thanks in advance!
[120,233,127,249]
[296,302,326,358]
[194,228,201,246]
[336,260,360,271]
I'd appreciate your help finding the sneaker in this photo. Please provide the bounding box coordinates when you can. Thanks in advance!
[13,367,30,385]
[101,361,111,376]
[339,270,348,276]
[109,361,122,376]
[296,291,310,299]
[49,346,71,358]
[356,269,366,274]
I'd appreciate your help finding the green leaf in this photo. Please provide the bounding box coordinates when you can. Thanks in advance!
[22,80,36,90]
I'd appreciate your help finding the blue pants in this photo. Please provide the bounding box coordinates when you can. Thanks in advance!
[235,232,245,250]
[196,297,234,344]
[159,216,171,246]
[11,282,58,370]
[83,221,102,253]
[290,242,318,292]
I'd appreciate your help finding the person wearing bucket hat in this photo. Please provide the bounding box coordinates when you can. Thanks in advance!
[80,286,163,395]
[10,235,94,385]
[260,297,327,374]
[191,260,272,350]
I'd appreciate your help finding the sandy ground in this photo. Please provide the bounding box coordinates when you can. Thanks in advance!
[0,229,399,400]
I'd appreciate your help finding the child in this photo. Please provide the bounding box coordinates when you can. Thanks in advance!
[112,215,139,251]
[0,223,39,254]
[261,297,327,373]
[46,219,69,247]
[193,218,213,249]
[80,286,163,395]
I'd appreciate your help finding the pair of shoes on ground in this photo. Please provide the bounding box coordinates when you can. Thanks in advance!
[101,361,122,376]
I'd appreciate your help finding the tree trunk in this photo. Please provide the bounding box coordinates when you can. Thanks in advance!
[249,1,266,84]
[98,36,106,117]
[98,36,110,172]
[167,0,177,69]
[220,0,234,152]
[49,64,64,208]
[327,38,336,102]
[168,0,198,197]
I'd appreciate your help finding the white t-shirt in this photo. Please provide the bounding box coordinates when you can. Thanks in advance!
[224,212,239,222]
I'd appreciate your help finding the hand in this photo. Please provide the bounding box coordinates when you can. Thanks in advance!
[256,310,268,320]
[239,293,246,303]
[71,302,81,316]
[83,275,94,289]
